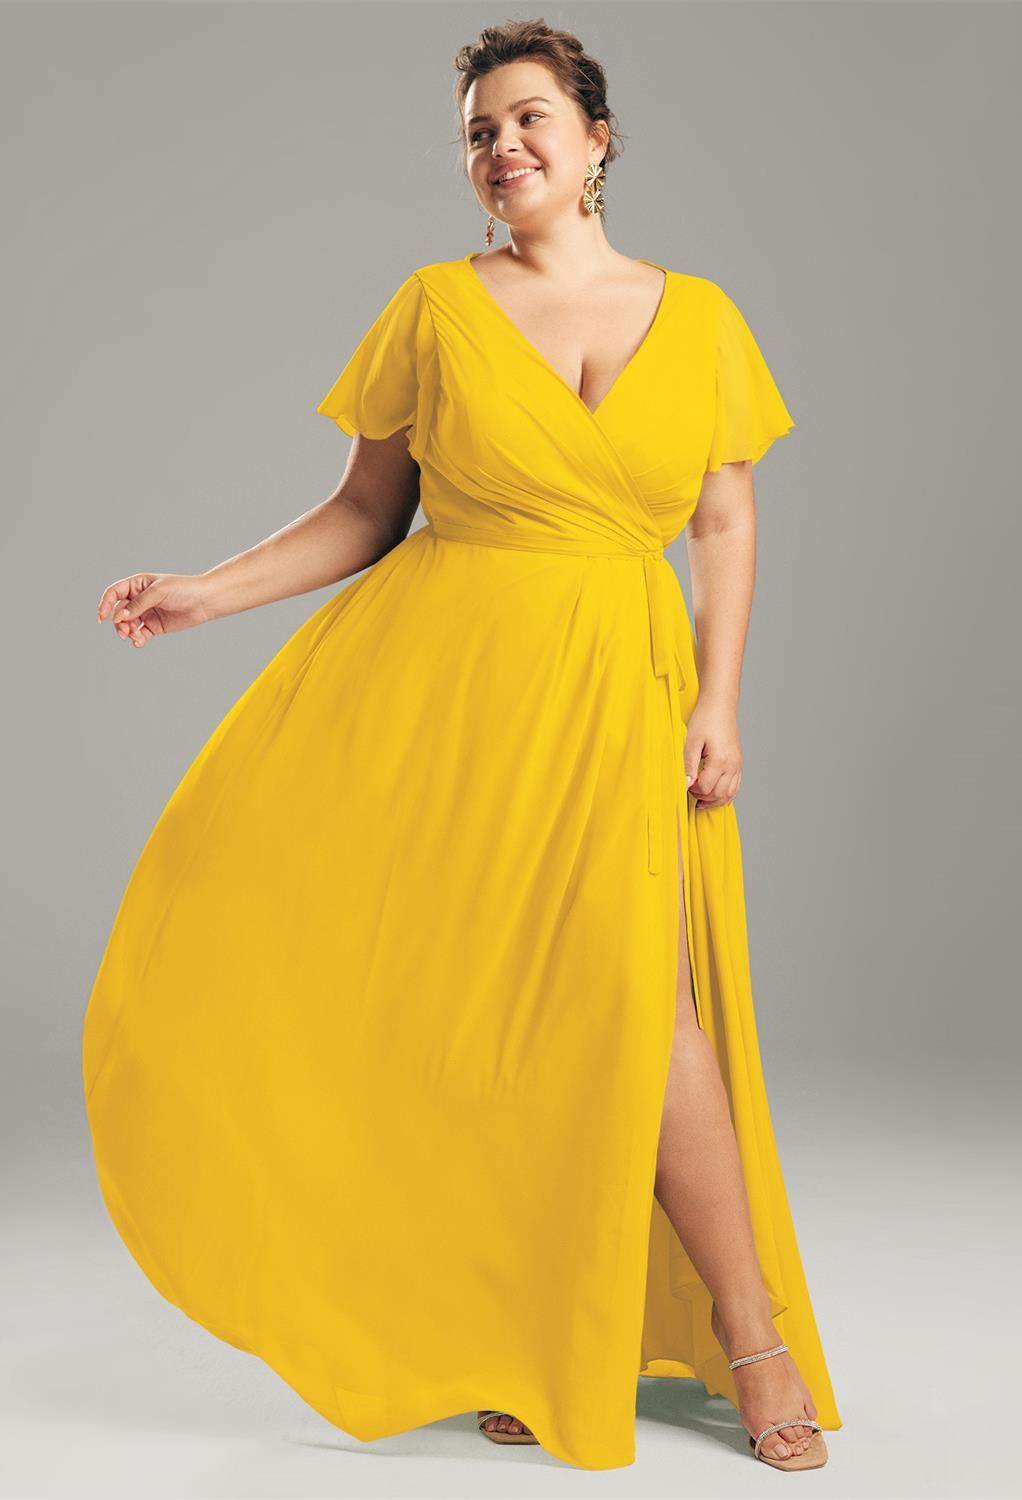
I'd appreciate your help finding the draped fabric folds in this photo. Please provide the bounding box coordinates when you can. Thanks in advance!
[83,254,838,1471]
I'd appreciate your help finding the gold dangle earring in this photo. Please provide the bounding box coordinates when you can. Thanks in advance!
[582,161,606,216]
[484,214,495,246]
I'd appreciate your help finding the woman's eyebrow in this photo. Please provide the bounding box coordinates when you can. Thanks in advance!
[468,96,552,126]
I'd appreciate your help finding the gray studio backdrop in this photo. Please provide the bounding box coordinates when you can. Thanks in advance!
[3,4,1017,1498]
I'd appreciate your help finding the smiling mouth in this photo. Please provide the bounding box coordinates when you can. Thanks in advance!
[492,167,541,186]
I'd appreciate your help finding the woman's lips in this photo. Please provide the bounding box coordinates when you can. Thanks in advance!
[491,167,541,188]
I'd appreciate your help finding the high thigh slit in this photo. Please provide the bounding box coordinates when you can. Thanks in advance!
[638,793,836,1423]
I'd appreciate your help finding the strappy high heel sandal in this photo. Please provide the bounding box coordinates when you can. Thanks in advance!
[727,1344,829,1471]
[477,1410,539,1445]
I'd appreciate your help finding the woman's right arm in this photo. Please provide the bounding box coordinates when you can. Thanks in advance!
[97,428,421,647]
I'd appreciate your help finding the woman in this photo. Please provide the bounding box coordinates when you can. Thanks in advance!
[83,19,841,1475]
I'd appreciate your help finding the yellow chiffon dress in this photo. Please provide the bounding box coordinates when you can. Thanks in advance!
[82,252,842,1471]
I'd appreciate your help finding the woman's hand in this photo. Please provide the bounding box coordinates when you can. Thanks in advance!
[96,573,216,648]
[683,699,743,810]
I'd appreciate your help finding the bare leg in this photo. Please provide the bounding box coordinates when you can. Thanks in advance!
[653,859,819,1460]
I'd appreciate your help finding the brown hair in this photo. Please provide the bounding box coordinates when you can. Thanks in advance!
[453,18,624,170]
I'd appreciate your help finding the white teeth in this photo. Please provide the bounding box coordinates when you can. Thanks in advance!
[495,167,538,184]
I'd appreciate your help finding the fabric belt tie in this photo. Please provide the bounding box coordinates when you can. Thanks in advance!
[641,549,684,687]
[638,549,687,875]
[423,520,687,874]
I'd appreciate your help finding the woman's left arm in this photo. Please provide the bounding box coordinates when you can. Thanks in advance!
[683,461,757,810]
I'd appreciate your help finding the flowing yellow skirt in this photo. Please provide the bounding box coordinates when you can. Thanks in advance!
[83,526,842,1469]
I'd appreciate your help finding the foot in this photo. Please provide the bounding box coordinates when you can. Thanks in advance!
[477,1409,533,1437]
[710,1301,820,1461]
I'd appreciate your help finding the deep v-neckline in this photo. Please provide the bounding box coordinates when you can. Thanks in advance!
[462,251,671,419]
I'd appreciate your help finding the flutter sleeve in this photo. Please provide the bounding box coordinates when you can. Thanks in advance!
[316,271,433,443]
[705,286,795,472]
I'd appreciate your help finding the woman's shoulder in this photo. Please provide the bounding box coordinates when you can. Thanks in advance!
[405,257,471,287]
[663,267,727,302]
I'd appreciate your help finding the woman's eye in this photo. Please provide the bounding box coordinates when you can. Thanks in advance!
[470,113,544,144]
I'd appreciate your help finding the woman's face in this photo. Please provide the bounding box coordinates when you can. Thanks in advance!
[463,60,603,229]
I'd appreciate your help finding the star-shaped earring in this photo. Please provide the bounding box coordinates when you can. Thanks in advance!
[582,161,606,215]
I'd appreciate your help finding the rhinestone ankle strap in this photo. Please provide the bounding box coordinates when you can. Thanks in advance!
[728,1341,788,1369]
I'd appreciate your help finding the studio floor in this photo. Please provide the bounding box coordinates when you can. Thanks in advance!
[3,1048,1013,1500]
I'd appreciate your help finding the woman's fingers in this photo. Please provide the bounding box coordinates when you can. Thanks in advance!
[115,607,143,641]
[98,573,209,645]
[97,574,170,645]
[691,752,725,801]
[118,582,165,624]
[98,574,155,624]
[696,767,742,810]
[97,581,130,623]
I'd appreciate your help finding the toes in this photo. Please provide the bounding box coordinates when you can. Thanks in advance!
[479,1409,531,1437]
[779,1423,806,1446]
[772,1423,813,1458]
[796,1418,816,1452]
[786,1422,815,1455]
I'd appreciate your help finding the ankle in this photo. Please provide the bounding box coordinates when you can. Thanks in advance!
[712,1290,777,1346]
